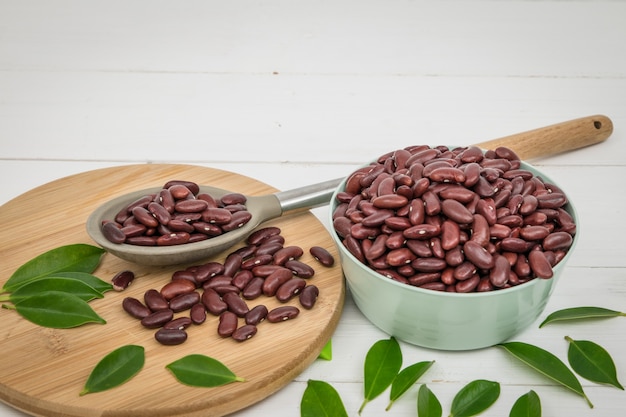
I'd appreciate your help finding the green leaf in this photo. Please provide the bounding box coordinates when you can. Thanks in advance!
[509,390,541,417]
[300,379,348,417]
[359,336,403,414]
[80,345,144,395]
[498,341,593,408]
[3,244,105,292]
[318,339,333,361]
[417,384,442,417]
[387,360,435,410]
[7,277,104,303]
[565,336,624,390]
[449,379,500,417]
[539,306,626,328]
[52,271,113,294]
[166,354,245,387]
[11,291,106,328]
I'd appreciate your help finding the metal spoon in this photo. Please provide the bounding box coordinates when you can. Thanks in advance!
[87,115,612,266]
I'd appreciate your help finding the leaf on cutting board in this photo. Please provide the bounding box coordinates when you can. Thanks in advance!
[498,341,593,408]
[565,336,624,390]
[509,390,541,417]
[52,271,114,294]
[3,244,105,292]
[80,345,145,396]
[359,336,403,415]
[6,276,104,304]
[539,306,626,328]
[417,384,442,417]
[166,354,244,387]
[449,379,500,417]
[300,379,348,417]
[10,291,106,328]
[386,360,435,411]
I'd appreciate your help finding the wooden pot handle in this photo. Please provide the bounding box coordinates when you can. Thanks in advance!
[476,114,613,160]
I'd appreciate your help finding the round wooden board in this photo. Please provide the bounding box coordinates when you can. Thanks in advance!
[0,164,345,417]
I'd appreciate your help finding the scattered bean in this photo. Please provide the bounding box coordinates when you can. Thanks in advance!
[231,324,258,342]
[111,270,135,291]
[267,306,300,323]
[122,297,151,319]
[155,328,188,345]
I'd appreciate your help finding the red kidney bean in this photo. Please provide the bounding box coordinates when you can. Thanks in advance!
[144,289,169,312]
[231,269,254,290]
[222,292,249,317]
[155,328,188,345]
[242,276,265,300]
[255,241,284,256]
[160,279,196,301]
[163,317,192,330]
[169,291,201,312]
[542,231,574,251]
[201,288,228,315]
[489,254,511,287]
[309,246,335,267]
[111,270,135,291]
[455,274,480,293]
[272,246,304,265]
[276,278,307,302]
[246,226,281,245]
[241,254,273,270]
[528,250,554,278]
[232,324,257,342]
[102,221,126,243]
[245,305,269,325]
[221,210,253,232]
[217,311,238,337]
[463,240,495,270]
[156,232,190,246]
[267,306,300,323]
[284,260,315,278]
[299,285,319,309]
[122,297,151,319]
[190,303,207,325]
[141,309,174,329]
[263,268,294,297]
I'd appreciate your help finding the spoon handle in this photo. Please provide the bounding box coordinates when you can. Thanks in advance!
[274,114,613,214]
[475,114,612,160]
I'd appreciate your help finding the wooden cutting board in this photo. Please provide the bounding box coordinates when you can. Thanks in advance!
[0,164,345,417]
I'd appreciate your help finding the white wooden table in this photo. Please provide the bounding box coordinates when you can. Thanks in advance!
[1,1,625,415]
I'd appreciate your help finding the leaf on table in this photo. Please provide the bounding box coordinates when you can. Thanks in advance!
[449,379,500,417]
[300,379,348,417]
[509,390,541,417]
[565,336,624,390]
[318,339,333,361]
[80,345,144,396]
[498,341,593,408]
[417,384,442,417]
[11,291,106,328]
[539,306,625,328]
[3,244,105,292]
[386,360,435,410]
[359,336,403,415]
[166,354,244,387]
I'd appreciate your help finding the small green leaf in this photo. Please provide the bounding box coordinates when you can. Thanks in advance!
[3,244,105,292]
[318,339,333,361]
[166,354,244,387]
[12,291,106,328]
[539,306,626,328]
[301,379,348,417]
[80,345,144,395]
[52,271,114,294]
[359,336,403,414]
[509,390,541,417]
[498,341,593,408]
[7,277,104,303]
[449,379,500,417]
[565,336,624,390]
[417,384,442,417]
[387,360,435,410]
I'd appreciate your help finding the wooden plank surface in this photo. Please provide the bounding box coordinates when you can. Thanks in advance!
[0,164,345,417]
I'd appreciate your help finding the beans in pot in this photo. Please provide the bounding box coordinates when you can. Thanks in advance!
[332,145,576,293]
